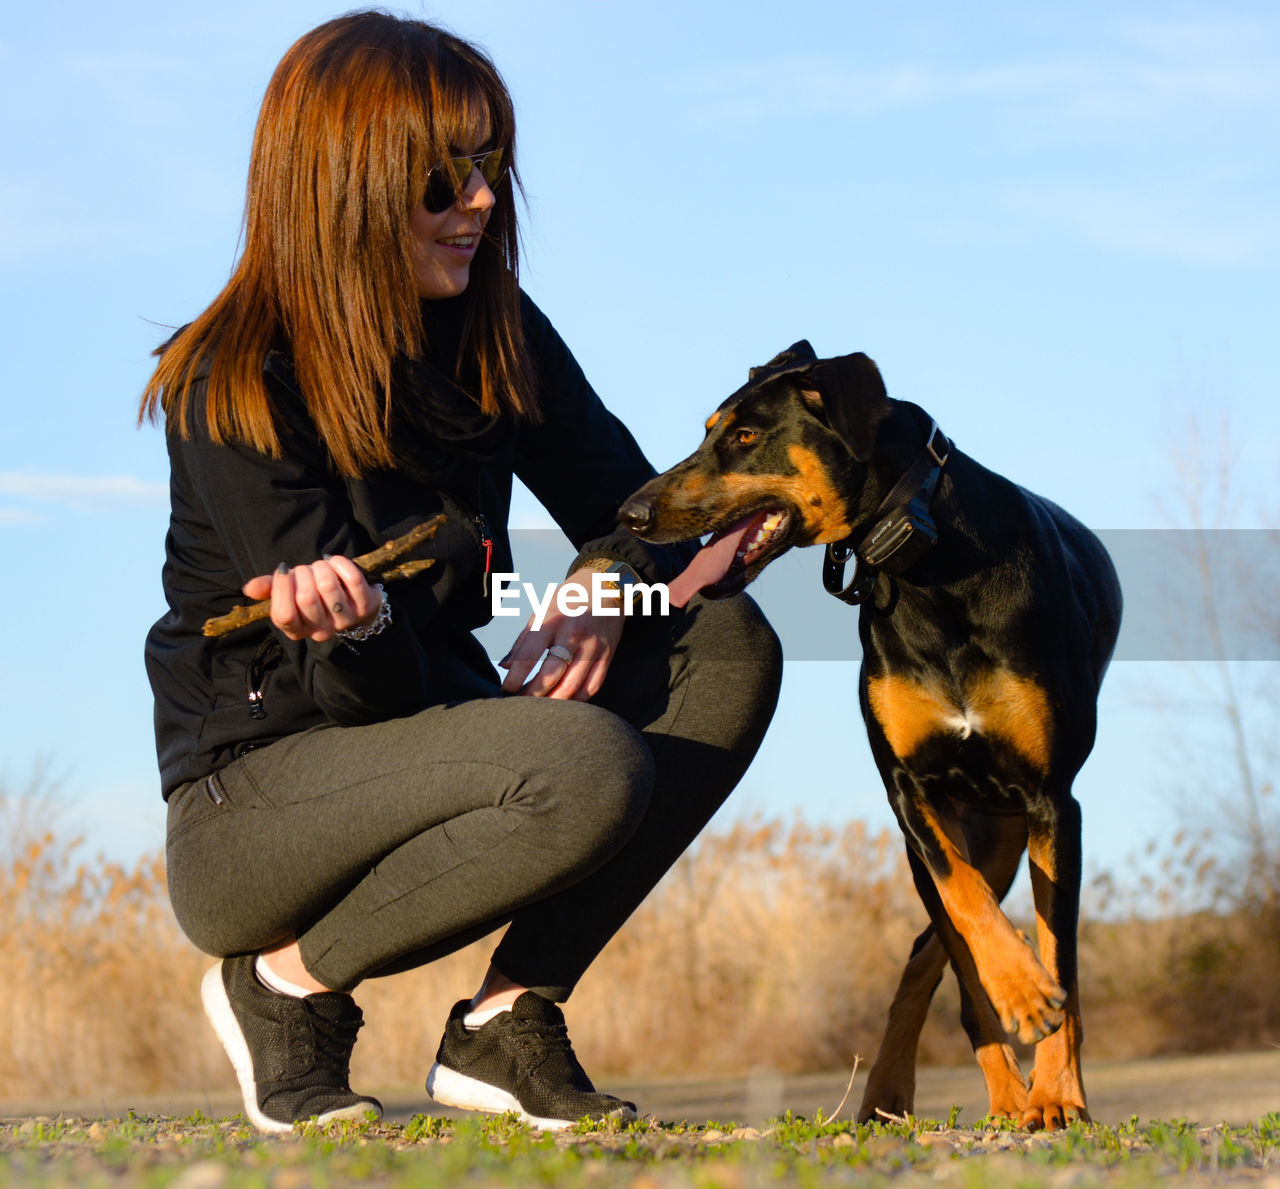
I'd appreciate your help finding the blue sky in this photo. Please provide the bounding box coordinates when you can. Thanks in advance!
[1,1,1277,874]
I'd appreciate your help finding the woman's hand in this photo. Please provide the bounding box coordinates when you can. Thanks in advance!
[500,566,625,700]
[242,556,384,642]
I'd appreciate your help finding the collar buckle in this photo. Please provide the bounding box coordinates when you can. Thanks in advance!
[925,420,950,468]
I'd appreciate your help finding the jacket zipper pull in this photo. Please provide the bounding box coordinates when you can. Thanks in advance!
[476,513,494,598]
[246,635,281,720]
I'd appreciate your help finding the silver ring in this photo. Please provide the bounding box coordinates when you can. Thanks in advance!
[546,644,573,664]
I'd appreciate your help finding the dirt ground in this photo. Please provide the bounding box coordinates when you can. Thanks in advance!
[4,1049,1277,1128]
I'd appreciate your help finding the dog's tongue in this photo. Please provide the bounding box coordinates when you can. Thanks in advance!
[666,514,761,607]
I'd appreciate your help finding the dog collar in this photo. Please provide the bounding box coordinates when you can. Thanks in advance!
[823,419,950,605]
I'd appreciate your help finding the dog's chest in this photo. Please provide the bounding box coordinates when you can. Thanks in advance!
[866,668,1054,785]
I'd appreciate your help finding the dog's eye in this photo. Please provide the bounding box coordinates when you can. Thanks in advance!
[735,429,758,446]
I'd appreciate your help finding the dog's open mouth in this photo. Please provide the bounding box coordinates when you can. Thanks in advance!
[666,508,791,606]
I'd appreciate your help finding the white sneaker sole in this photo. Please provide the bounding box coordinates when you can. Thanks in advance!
[425,1061,634,1131]
[201,961,379,1134]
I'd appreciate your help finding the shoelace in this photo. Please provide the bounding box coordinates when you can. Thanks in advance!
[508,1016,591,1083]
[291,1004,364,1079]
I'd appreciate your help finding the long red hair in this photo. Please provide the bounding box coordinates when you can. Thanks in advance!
[140,12,535,477]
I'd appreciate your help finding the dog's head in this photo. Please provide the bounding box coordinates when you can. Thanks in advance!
[621,340,892,602]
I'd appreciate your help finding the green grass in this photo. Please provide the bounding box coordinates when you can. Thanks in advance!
[3,1110,1280,1187]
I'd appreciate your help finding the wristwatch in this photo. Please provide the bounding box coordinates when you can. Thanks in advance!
[591,559,644,610]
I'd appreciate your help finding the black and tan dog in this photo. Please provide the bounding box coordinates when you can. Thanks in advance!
[621,341,1121,1129]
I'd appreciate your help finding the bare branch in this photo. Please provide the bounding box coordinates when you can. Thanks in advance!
[201,515,445,637]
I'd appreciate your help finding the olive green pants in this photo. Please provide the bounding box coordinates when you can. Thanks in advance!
[166,594,781,998]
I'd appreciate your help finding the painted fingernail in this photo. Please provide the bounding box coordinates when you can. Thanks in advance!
[275,562,289,575]
[499,653,512,666]
[323,553,333,561]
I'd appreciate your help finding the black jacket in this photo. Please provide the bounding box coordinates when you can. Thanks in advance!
[145,293,688,798]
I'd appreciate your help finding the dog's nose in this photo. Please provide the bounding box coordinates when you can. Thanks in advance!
[618,498,654,536]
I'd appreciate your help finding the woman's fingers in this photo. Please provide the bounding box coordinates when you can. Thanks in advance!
[500,624,560,693]
[243,557,383,641]
[500,568,631,697]
[501,612,622,699]
[569,646,613,703]
[270,564,307,639]
[524,637,598,700]
[290,564,330,638]
[328,555,382,624]
[242,574,274,601]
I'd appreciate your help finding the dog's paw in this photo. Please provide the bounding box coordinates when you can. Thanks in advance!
[984,943,1066,1045]
[974,1043,1028,1121]
[1021,1027,1088,1131]
[856,1062,916,1124]
[1021,1095,1090,1131]
[979,1079,1030,1123]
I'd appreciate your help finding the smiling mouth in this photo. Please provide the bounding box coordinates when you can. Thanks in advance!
[666,507,792,606]
[438,235,477,248]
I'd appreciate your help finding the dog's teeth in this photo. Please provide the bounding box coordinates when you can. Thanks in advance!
[736,513,787,563]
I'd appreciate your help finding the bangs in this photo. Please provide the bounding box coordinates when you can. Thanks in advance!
[420,30,515,164]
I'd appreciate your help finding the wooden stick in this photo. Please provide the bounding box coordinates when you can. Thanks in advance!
[202,514,446,637]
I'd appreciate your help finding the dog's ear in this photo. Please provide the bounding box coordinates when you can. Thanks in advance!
[749,340,817,380]
[802,352,891,461]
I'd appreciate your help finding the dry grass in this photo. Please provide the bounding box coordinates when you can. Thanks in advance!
[2,791,1279,1104]
[0,815,223,1098]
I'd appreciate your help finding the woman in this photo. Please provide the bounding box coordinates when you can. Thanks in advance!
[141,12,781,1134]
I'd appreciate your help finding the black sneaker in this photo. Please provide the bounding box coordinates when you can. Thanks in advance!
[201,955,383,1133]
[425,992,637,1130]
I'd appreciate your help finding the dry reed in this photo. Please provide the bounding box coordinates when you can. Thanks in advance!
[2,793,1277,1105]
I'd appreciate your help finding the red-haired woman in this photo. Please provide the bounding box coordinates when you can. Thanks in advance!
[142,12,780,1134]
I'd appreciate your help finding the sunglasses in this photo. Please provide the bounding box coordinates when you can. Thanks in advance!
[423,149,507,214]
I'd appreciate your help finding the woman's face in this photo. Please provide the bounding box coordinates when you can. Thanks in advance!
[410,148,498,300]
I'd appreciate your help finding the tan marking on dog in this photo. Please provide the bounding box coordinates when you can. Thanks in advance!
[975,1044,1030,1120]
[1025,1007,1089,1129]
[912,797,1067,1046]
[797,386,825,415]
[786,444,852,541]
[867,669,1052,770]
[669,472,708,500]
[705,408,733,432]
[966,671,1054,772]
[691,450,850,543]
[867,675,957,758]
[1025,821,1088,1129]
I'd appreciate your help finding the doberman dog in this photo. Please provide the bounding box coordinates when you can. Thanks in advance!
[620,341,1121,1129]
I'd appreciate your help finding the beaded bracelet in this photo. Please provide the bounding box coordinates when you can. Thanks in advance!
[337,584,391,642]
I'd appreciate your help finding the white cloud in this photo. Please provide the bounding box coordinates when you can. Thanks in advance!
[0,472,168,515]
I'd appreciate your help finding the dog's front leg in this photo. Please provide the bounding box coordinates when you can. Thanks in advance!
[861,809,1034,1124]
[894,779,1067,1047]
[1023,795,1090,1129]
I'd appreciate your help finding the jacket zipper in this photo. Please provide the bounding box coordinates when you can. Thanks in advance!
[476,513,494,598]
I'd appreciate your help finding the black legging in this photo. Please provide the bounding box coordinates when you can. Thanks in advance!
[165,593,781,999]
